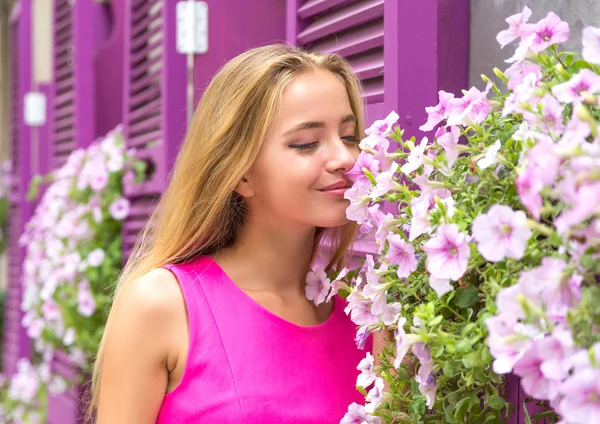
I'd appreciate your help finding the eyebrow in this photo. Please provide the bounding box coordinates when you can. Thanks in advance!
[282,114,357,137]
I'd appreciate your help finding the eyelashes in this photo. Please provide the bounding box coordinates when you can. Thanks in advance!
[290,136,359,152]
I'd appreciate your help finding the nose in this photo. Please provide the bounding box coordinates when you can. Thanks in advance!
[326,136,357,173]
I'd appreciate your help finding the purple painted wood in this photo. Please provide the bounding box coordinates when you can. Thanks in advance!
[122,0,187,256]
[94,0,125,137]
[51,0,75,169]
[47,1,125,422]
[3,0,33,377]
[288,0,384,126]
[383,0,470,141]
[193,0,286,105]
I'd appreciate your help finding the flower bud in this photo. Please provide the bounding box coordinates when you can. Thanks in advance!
[493,67,509,84]
[581,91,598,106]
[554,63,571,79]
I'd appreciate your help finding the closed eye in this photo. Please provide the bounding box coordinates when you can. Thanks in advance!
[289,141,319,151]
[342,136,359,143]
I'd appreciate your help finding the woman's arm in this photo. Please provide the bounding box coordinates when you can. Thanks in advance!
[96,268,186,424]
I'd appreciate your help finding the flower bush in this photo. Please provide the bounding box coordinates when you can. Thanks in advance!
[0,161,11,255]
[18,126,145,377]
[307,8,600,424]
[0,357,66,424]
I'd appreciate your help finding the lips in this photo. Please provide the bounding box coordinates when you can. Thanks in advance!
[319,180,352,191]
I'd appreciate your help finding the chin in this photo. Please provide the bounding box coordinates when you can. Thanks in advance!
[314,215,352,229]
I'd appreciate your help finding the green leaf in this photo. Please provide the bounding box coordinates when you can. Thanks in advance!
[454,287,479,308]
[488,394,505,411]
[443,362,454,377]
[523,401,532,424]
[430,315,443,326]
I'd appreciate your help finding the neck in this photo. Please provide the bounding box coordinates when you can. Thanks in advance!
[214,215,318,296]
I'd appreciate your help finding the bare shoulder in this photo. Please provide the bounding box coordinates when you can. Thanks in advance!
[114,267,184,321]
[97,267,187,422]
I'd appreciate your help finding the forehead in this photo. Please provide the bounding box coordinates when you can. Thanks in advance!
[274,69,353,131]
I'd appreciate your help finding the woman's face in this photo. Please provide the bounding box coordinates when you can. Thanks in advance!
[243,69,360,229]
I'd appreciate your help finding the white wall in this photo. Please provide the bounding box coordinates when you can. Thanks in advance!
[469,0,600,87]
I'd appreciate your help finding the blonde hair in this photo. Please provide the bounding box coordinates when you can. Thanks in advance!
[85,43,364,420]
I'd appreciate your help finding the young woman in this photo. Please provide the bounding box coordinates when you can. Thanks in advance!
[89,44,374,423]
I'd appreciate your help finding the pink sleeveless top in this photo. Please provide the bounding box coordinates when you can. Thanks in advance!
[155,255,372,423]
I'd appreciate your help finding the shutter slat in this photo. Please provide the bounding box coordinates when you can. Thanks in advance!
[55,140,77,154]
[131,55,162,81]
[130,86,161,109]
[132,0,156,23]
[131,36,163,66]
[348,49,384,80]
[311,18,383,57]
[131,66,161,93]
[55,2,71,21]
[55,106,75,121]
[132,23,163,51]
[128,130,162,148]
[55,65,73,81]
[55,129,75,143]
[361,76,384,104]
[55,16,72,37]
[129,99,161,123]
[128,116,161,136]
[56,76,74,93]
[55,91,75,107]
[298,0,359,19]
[296,0,384,45]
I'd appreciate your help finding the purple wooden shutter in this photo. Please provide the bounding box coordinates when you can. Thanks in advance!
[287,0,383,257]
[52,0,76,168]
[288,0,384,126]
[4,0,32,376]
[123,0,186,257]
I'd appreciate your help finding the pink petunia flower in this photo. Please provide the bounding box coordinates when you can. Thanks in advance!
[516,165,544,220]
[365,110,399,138]
[371,162,401,199]
[496,6,532,48]
[385,234,418,278]
[447,84,492,127]
[345,180,372,224]
[423,224,470,281]
[505,61,542,90]
[365,377,385,413]
[356,352,377,388]
[420,90,455,132]
[87,248,105,267]
[520,12,570,53]
[347,151,380,184]
[341,402,379,424]
[554,182,600,234]
[400,137,429,175]
[552,69,600,104]
[558,365,600,424]
[435,126,461,168]
[109,197,130,220]
[472,204,532,262]
[305,267,331,306]
[513,338,561,401]
[77,289,97,317]
[477,140,502,170]
[582,26,600,65]
[428,276,454,297]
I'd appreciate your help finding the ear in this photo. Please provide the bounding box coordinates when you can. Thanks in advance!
[234,176,255,198]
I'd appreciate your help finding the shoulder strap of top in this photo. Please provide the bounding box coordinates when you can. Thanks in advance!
[160,256,215,350]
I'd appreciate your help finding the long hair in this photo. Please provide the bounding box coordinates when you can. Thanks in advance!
[86,43,364,420]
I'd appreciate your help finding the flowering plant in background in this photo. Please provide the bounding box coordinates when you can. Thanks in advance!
[307,7,600,424]
[0,358,66,424]
[0,161,10,254]
[18,126,146,380]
